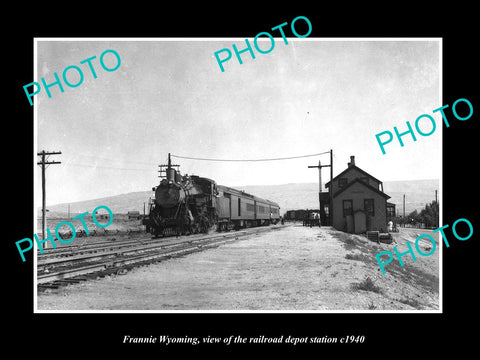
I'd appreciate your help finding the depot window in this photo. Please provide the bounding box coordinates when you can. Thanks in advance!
[364,198,375,216]
[360,177,369,185]
[343,199,353,216]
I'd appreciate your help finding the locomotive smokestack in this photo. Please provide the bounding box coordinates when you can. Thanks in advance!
[166,153,176,181]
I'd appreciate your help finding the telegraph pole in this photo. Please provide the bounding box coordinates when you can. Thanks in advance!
[158,153,180,180]
[308,150,333,227]
[330,149,333,225]
[37,150,61,248]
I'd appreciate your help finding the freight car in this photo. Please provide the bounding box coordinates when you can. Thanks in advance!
[143,154,280,237]
[284,209,320,226]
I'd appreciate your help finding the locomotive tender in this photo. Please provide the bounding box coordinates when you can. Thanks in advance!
[143,154,280,237]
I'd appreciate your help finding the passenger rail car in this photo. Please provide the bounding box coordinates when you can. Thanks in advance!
[216,185,280,231]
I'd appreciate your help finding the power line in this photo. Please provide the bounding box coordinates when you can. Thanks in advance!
[171,151,331,162]
[67,163,154,171]
[54,151,332,172]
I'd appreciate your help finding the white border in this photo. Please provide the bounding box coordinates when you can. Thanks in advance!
[33,37,443,314]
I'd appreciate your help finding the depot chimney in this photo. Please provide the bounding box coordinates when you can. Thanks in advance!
[348,156,355,167]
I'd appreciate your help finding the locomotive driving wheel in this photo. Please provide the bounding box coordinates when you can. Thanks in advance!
[191,224,200,234]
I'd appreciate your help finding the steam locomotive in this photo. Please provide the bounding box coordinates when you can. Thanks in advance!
[143,154,280,237]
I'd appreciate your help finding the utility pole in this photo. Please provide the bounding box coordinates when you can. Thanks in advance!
[309,160,323,196]
[158,153,180,180]
[403,194,406,228]
[37,150,61,248]
[330,149,333,226]
[308,150,333,227]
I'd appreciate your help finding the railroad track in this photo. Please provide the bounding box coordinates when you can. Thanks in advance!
[37,225,283,291]
[402,235,438,250]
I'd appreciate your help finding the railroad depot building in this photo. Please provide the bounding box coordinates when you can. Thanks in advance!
[322,156,395,234]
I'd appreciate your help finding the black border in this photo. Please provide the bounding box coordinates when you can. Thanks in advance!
[7,6,478,355]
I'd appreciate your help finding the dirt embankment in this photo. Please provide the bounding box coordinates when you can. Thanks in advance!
[37,224,439,311]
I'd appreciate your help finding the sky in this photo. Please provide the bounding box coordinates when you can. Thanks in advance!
[35,38,441,206]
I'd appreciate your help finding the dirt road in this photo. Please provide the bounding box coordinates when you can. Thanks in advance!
[37,224,439,311]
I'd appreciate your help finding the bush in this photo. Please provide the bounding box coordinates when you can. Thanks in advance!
[398,297,421,309]
[345,253,364,261]
[351,276,382,294]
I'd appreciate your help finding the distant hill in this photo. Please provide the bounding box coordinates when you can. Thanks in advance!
[45,191,154,218]
[382,179,439,215]
[241,179,439,215]
[45,179,439,218]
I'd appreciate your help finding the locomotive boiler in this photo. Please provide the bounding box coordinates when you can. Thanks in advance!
[143,154,280,237]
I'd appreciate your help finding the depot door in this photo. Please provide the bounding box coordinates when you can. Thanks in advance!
[354,211,366,233]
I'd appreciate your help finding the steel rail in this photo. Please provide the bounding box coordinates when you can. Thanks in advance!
[37,226,282,287]
[37,230,249,267]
